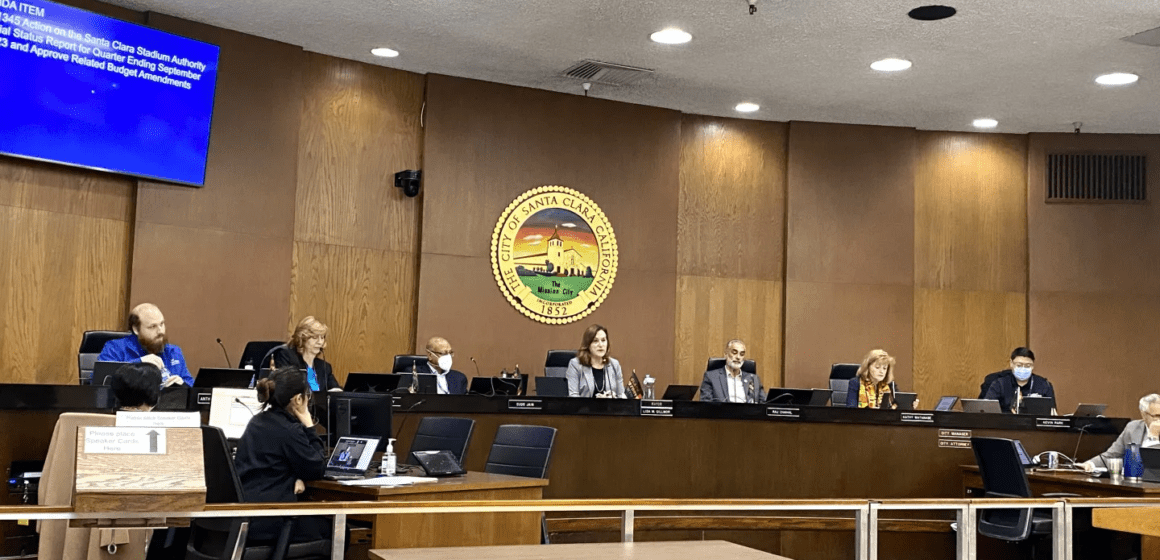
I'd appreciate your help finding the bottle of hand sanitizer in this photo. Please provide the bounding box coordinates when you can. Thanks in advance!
[381,438,397,476]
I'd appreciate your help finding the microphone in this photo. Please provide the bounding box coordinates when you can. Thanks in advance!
[234,397,257,416]
[746,380,755,404]
[470,356,481,378]
[216,338,232,368]
[1072,424,1091,463]
[410,362,419,393]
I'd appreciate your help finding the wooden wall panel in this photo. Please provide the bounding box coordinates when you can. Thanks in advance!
[288,54,425,376]
[288,242,418,381]
[677,115,786,280]
[130,14,304,372]
[674,276,783,387]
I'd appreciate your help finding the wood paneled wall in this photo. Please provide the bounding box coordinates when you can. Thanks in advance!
[417,75,680,385]
[913,132,1029,403]
[1028,133,1160,417]
[675,115,787,387]
[289,53,425,380]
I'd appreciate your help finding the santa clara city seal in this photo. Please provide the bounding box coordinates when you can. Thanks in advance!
[491,186,618,324]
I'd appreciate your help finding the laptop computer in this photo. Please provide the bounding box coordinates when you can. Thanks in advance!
[1141,447,1160,483]
[93,361,130,386]
[195,368,256,389]
[1020,396,1055,416]
[662,385,699,401]
[934,396,959,412]
[469,377,520,396]
[323,435,381,480]
[393,373,438,394]
[885,392,918,410]
[534,376,568,397]
[343,372,401,393]
[961,398,1002,413]
[1072,403,1107,417]
[765,388,830,406]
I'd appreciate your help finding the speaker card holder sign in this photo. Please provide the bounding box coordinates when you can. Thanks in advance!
[74,427,205,521]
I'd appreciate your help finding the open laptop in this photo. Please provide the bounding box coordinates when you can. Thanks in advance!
[884,392,918,410]
[1140,448,1160,483]
[934,396,959,412]
[195,368,256,389]
[961,398,1002,413]
[765,388,830,406]
[1020,396,1055,416]
[393,373,438,394]
[93,361,129,386]
[343,372,400,393]
[470,377,522,396]
[1072,403,1107,417]
[534,376,568,397]
[662,385,699,401]
[324,436,381,480]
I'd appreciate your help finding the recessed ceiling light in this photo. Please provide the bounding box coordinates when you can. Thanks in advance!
[908,5,957,21]
[1095,72,1138,86]
[370,47,399,58]
[650,28,692,45]
[973,118,998,129]
[871,58,912,72]
[735,102,760,113]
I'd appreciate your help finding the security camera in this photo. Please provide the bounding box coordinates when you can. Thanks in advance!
[394,170,421,197]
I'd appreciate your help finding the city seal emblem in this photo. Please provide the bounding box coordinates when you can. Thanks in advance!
[491,186,618,324]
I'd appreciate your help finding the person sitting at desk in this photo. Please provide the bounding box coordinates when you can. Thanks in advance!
[847,349,899,409]
[268,316,342,392]
[233,367,328,544]
[412,336,468,394]
[98,303,193,387]
[567,324,626,398]
[1081,393,1160,472]
[110,363,162,411]
[700,339,763,403]
[982,347,1055,414]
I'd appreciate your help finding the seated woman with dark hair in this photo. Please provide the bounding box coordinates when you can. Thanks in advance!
[111,362,162,411]
[233,367,328,543]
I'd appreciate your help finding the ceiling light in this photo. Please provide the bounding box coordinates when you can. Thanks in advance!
[870,58,912,72]
[972,118,998,129]
[735,102,760,113]
[1095,72,1138,86]
[370,47,399,58]
[650,28,692,45]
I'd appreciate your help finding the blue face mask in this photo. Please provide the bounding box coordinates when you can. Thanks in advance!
[1013,366,1033,381]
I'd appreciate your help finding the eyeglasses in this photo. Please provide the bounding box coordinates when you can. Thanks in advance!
[428,350,455,358]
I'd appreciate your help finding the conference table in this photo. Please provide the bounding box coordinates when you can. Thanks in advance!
[370,540,794,560]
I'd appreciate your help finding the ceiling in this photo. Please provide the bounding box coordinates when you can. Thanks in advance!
[103,0,1160,133]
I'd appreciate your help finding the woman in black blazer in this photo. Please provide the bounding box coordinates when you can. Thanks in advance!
[268,316,341,392]
[233,367,328,543]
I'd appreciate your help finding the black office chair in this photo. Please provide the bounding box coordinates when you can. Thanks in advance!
[392,355,428,374]
[407,417,476,464]
[829,363,859,380]
[484,424,558,544]
[544,350,576,378]
[978,371,1006,399]
[77,330,131,385]
[187,426,331,560]
[970,437,1053,558]
[704,358,757,374]
[829,378,851,407]
[239,341,283,370]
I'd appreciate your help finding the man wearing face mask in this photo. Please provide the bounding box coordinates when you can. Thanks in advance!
[97,303,193,387]
[414,337,467,395]
[982,347,1055,414]
[700,339,764,403]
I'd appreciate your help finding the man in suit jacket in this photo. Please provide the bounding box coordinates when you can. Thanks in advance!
[699,339,764,403]
[1083,393,1160,471]
[414,336,468,395]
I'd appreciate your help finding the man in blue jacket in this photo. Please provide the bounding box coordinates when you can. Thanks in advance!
[98,303,194,386]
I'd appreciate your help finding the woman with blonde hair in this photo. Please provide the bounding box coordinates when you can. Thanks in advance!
[846,349,898,409]
[266,316,341,392]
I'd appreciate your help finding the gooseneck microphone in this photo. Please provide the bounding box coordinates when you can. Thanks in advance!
[470,357,482,379]
[216,338,232,368]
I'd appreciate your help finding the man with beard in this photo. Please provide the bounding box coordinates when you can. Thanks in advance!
[98,303,193,386]
[699,339,764,403]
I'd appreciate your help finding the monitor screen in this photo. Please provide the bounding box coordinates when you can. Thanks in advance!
[327,392,393,452]
[0,0,220,186]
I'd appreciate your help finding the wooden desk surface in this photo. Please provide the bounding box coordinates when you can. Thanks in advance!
[307,471,548,498]
[961,465,1160,496]
[369,540,793,560]
[1094,507,1160,537]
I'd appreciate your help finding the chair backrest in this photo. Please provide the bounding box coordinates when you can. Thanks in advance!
[238,341,283,370]
[544,350,576,377]
[705,358,757,374]
[393,355,428,374]
[971,436,1036,541]
[484,424,557,479]
[408,417,476,464]
[829,363,859,380]
[77,330,131,384]
[201,426,244,503]
[829,378,850,407]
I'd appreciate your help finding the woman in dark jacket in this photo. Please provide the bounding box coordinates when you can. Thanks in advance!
[233,367,328,543]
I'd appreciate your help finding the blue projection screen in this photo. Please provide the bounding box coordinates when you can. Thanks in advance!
[0,0,220,186]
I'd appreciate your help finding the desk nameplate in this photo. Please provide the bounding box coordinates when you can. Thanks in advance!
[640,400,673,417]
[901,412,934,423]
[1036,417,1070,429]
[767,407,800,418]
[509,399,543,411]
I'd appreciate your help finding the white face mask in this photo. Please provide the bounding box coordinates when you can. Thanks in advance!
[437,354,453,373]
[1013,366,1032,381]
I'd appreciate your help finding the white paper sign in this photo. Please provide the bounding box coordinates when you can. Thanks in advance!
[115,411,201,428]
[83,427,167,455]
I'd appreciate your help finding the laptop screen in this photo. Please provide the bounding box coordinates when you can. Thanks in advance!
[327,436,379,473]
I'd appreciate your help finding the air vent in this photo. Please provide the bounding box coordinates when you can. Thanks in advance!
[562,60,654,86]
[1046,154,1147,202]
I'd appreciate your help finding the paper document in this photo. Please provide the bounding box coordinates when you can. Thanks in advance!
[338,476,438,487]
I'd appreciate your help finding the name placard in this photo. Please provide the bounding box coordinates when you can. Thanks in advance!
[939,429,971,439]
[196,393,211,405]
[640,400,673,417]
[1036,418,1070,429]
[115,411,200,427]
[508,399,542,411]
[83,427,167,454]
[939,439,972,449]
[901,412,934,423]
[766,407,800,418]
